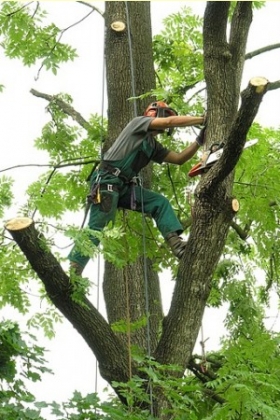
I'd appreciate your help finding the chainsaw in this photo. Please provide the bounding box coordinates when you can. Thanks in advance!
[188,139,258,178]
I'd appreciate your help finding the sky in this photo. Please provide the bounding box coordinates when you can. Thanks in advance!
[1,0,280,413]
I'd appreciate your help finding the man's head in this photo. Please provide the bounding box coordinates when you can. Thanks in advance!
[144,101,177,118]
[144,101,178,135]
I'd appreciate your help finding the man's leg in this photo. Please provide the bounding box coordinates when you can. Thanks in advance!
[118,186,186,258]
[68,186,120,274]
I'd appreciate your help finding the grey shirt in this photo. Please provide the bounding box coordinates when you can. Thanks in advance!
[103,116,170,179]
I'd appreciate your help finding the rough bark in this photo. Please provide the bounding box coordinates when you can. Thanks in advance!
[103,1,163,354]
[4,218,131,388]
[154,0,263,378]
[7,2,274,418]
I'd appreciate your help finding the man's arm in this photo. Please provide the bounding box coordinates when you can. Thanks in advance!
[149,115,204,130]
[163,141,200,165]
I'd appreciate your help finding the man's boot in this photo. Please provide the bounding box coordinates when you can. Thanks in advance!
[166,232,187,259]
[70,261,84,276]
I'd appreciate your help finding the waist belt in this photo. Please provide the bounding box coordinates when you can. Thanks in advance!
[99,162,131,183]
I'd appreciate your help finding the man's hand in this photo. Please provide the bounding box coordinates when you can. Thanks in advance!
[196,126,207,147]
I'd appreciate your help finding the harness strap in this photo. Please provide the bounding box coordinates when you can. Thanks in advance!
[99,162,131,183]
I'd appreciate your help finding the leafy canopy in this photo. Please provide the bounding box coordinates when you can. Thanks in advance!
[0,1,280,419]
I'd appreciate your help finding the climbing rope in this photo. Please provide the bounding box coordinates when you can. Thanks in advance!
[94,17,107,398]
[125,1,154,414]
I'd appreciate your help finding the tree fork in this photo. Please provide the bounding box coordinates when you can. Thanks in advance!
[5,217,131,386]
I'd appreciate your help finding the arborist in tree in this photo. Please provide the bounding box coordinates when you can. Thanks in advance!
[69,101,206,275]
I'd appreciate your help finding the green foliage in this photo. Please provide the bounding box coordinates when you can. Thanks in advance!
[0,175,13,217]
[0,320,52,419]
[0,2,77,73]
[27,308,63,339]
[0,1,280,419]
[152,7,204,114]
[111,315,147,334]
[204,330,280,419]
[0,244,33,313]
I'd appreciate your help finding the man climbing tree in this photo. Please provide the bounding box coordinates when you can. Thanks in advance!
[2,1,280,419]
[69,101,206,275]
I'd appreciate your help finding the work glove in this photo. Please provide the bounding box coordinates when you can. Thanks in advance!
[202,113,207,126]
[196,126,207,146]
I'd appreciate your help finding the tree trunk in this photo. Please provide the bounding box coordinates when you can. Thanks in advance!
[103,1,163,354]
[5,2,270,418]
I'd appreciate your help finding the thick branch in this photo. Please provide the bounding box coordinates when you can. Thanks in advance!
[30,89,89,129]
[203,2,230,51]
[229,2,252,87]
[230,2,252,51]
[198,76,268,193]
[4,217,130,386]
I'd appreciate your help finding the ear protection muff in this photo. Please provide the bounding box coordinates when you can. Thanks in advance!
[144,101,178,135]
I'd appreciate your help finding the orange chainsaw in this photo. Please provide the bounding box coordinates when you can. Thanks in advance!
[188,139,258,178]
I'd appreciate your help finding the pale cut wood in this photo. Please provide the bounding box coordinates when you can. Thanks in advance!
[250,76,269,93]
[232,199,240,212]
[5,217,33,231]
[111,21,126,32]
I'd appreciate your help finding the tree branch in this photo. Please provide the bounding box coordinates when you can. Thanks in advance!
[30,88,89,129]
[76,1,104,17]
[229,2,252,88]
[0,158,99,174]
[4,217,131,388]
[267,80,280,92]
[198,76,268,193]
[230,220,252,240]
[187,359,226,405]
[203,2,230,51]
[245,43,280,60]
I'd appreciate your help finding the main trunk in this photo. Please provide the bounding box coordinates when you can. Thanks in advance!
[103,1,163,354]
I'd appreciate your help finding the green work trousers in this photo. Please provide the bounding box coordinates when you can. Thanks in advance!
[68,178,183,269]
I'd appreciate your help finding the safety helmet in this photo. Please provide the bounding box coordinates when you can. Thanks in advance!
[144,101,178,136]
[144,101,177,118]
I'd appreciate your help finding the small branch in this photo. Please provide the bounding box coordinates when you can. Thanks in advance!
[35,7,96,80]
[267,80,280,92]
[0,158,99,174]
[230,220,252,240]
[76,1,105,17]
[187,359,226,405]
[245,43,280,60]
[30,89,89,129]
[5,1,34,17]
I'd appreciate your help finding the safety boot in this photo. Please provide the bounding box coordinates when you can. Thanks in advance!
[166,232,187,259]
[70,261,84,277]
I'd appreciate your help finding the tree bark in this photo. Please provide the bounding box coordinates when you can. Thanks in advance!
[5,218,131,389]
[154,0,265,380]
[6,2,272,418]
[103,1,163,354]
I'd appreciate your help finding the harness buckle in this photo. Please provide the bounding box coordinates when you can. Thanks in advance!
[107,184,114,192]
[112,168,121,176]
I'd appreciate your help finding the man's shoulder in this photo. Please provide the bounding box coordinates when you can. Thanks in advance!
[126,115,154,132]
[130,115,153,124]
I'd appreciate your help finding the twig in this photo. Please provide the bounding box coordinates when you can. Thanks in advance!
[76,1,105,17]
[0,158,99,174]
[35,8,96,80]
[30,89,89,129]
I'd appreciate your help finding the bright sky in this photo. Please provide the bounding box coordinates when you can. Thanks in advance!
[1,1,280,413]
